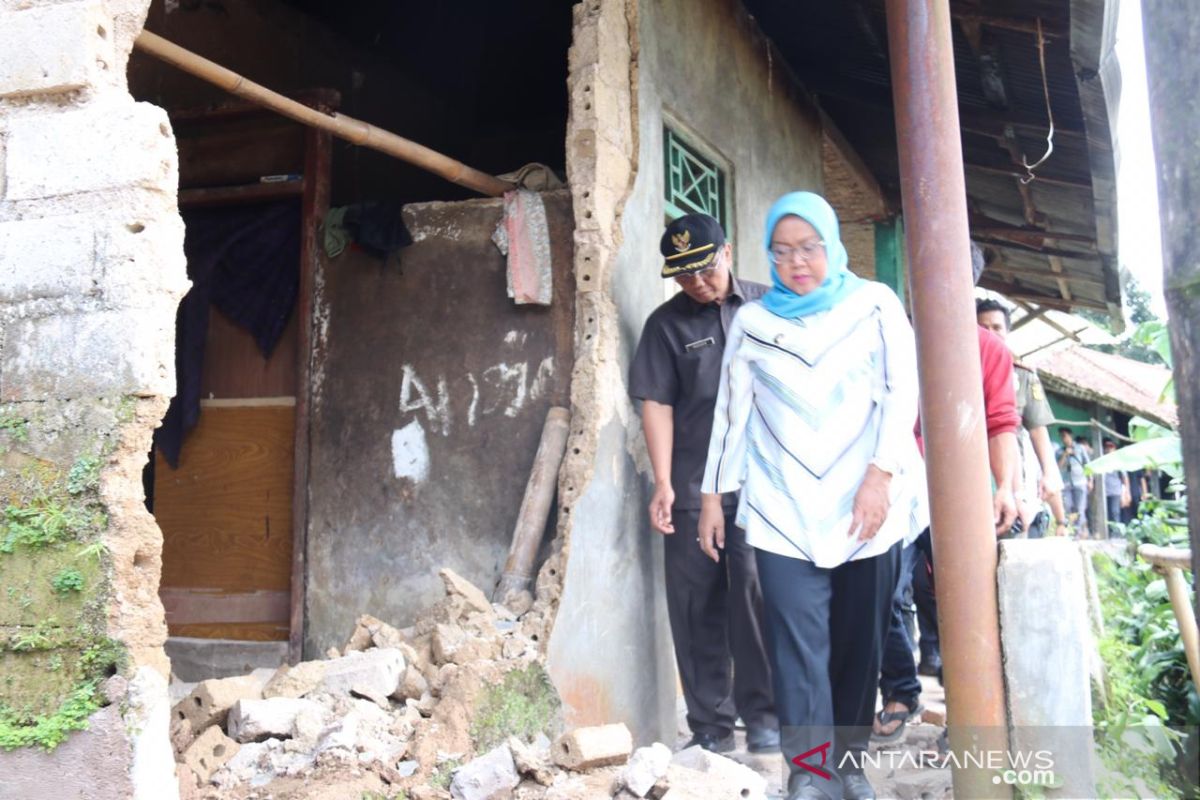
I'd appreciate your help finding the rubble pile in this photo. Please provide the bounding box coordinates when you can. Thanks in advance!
[171,568,766,799]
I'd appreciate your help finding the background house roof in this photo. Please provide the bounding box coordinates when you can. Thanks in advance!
[1029,345,1177,428]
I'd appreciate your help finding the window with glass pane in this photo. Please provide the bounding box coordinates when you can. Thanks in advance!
[663,127,726,228]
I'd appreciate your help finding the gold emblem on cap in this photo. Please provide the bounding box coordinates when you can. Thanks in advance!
[672,230,692,252]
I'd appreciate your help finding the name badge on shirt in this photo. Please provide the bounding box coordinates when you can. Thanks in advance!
[684,337,716,353]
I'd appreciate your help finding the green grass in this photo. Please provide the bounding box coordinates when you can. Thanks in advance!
[469,663,561,752]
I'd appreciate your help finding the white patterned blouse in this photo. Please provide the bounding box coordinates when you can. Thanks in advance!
[700,281,929,567]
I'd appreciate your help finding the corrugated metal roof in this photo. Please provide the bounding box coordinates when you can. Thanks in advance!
[1029,346,1177,428]
[743,0,1121,319]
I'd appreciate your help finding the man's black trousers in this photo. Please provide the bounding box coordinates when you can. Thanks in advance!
[664,509,777,738]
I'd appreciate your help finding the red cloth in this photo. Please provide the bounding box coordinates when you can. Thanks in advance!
[915,326,1020,455]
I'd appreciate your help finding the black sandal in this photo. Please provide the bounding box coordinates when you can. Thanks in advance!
[870,702,924,744]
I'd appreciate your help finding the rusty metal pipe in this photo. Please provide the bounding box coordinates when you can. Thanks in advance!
[884,1,1009,795]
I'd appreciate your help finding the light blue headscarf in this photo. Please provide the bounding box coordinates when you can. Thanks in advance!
[761,191,865,319]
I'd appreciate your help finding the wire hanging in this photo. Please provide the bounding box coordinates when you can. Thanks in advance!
[1021,18,1056,184]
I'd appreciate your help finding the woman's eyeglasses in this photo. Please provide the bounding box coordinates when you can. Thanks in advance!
[768,240,825,264]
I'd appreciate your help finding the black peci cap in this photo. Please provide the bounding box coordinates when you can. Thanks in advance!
[660,213,726,278]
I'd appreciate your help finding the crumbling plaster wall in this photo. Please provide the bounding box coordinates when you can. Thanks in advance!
[0,1,187,797]
[545,0,824,746]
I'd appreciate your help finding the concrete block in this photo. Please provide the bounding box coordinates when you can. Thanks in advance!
[262,660,328,700]
[0,306,176,400]
[0,215,98,303]
[226,697,326,743]
[660,762,767,800]
[432,623,468,665]
[669,747,767,799]
[5,100,175,201]
[181,725,240,784]
[620,743,672,797]
[0,704,134,800]
[172,674,264,732]
[390,664,429,702]
[317,648,405,705]
[998,539,1097,798]
[552,723,632,770]
[449,744,520,800]
[0,1,115,98]
[439,567,494,615]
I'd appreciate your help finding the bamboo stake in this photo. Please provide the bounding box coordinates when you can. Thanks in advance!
[134,31,515,198]
[1138,544,1200,692]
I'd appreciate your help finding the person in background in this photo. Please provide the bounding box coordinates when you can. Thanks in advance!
[1057,428,1092,537]
[698,192,928,800]
[629,213,779,755]
[1101,438,1130,536]
[975,298,1069,537]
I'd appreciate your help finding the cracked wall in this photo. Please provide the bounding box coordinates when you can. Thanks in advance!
[0,1,187,796]
[544,0,825,745]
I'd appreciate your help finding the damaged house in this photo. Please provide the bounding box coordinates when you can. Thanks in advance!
[0,0,1122,796]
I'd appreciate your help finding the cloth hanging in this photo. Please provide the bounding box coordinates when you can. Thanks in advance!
[155,201,301,468]
[492,189,553,306]
[322,203,413,260]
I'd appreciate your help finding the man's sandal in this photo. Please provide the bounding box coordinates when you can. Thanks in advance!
[870,702,924,744]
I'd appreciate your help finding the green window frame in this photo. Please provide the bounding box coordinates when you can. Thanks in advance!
[663,126,727,229]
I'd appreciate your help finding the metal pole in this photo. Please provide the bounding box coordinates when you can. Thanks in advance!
[884,1,1009,796]
[134,31,514,198]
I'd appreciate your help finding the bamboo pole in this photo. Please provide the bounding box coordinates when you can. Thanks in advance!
[1138,544,1200,692]
[494,407,571,603]
[134,31,515,198]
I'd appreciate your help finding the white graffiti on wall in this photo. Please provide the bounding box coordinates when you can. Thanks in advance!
[396,356,555,438]
[391,420,430,481]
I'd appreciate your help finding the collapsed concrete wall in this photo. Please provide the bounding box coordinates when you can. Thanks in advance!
[545,0,825,746]
[0,1,187,796]
[304,193,576,654]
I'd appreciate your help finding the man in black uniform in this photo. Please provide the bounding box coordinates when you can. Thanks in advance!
[629,214,778,753]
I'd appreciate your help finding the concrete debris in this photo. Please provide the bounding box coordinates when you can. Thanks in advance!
[262,659,328,699]
[667,748,768,800]
[180,567,733,800]
[552,723,633,771]
[318,647,406,706]
[509,735,556,786]
[173,673,267,731]
[449,743,521,800]
[227,697,327,743]
[439,567,495,616]
[619,743,672,797]
[181,725,240,785]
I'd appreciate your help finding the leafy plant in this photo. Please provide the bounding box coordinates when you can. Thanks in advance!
[50,569,85,596]
[66,456,101,496]
[469,663,561,751]
[0,415,29,443]
[0,681,100,751]
[1092,501,1198,798]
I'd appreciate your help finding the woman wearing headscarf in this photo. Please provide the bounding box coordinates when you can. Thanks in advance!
[698,192,928,800]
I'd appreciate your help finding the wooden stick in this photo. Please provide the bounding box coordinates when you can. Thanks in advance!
[1138,545,1200,692]
[134,31,514,198]
[495,407,571,601]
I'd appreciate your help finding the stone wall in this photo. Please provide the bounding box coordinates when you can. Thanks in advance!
[0,1,186,796]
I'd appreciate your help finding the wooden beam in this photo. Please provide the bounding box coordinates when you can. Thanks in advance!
[973,236,1099,260]
[179,180,304,209]
[984,261,1105,288]
[1012,299,1084,343]
[964,162,1093,190]
[950,4,1069,39]
[289,121,331,664]
[1048,255,1073,301]
[969,219,1097,246]
[1010,305,1049,332]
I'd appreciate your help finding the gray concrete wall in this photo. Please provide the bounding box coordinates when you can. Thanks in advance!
[546,0,824,747]
[304,193,575,655]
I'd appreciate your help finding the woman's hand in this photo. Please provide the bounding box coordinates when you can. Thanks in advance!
[849,465,891,542]
[698,494,725,563]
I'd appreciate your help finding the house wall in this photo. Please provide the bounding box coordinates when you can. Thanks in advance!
[0,1,187,796]
[546,0,824,746]
[303,193,575,654]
